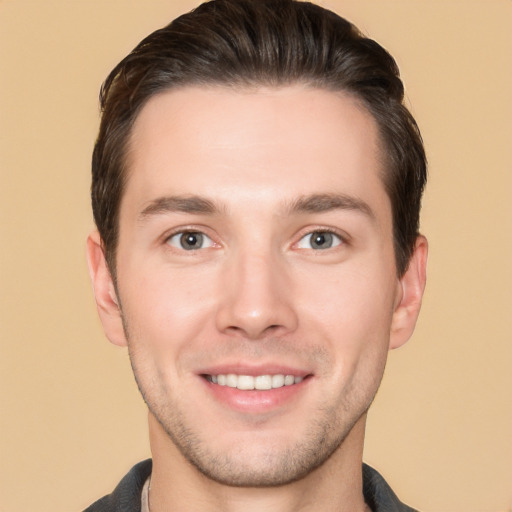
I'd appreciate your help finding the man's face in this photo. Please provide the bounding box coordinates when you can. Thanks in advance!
[102,85,415,485]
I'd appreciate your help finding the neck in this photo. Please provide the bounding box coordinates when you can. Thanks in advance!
[148,413,370,512]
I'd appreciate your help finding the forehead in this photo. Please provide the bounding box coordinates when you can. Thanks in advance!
[123,85,388,219]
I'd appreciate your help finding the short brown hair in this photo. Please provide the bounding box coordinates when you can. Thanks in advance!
[92,0,426,277]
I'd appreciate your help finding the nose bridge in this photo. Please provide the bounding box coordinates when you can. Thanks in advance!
[216,242,297,339]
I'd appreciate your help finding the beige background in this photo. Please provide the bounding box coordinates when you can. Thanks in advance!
[1,1,511,511]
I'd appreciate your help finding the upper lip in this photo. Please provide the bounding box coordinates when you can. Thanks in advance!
[197,363,311,378]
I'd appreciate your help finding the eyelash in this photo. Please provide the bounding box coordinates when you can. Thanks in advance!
[163,226,348,253]
[164,227,217,251]
[296,230,344,250]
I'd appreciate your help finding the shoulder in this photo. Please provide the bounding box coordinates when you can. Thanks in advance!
[83,459,153,512]
[362,463,419,512]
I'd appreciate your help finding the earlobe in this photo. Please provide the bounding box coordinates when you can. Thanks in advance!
[389,235,428,350]
[86,231,128,347]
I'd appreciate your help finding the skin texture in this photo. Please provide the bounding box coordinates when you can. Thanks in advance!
[87,85,427,512]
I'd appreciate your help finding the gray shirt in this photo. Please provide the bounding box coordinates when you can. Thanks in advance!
[84,459,419,512]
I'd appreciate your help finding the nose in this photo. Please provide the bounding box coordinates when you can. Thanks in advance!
[215,248,299,340]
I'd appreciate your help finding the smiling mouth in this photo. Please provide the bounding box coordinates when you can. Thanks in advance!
[205,374,304,390]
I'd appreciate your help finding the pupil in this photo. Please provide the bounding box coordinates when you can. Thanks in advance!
[181,232,202,249]
[312,232,332,249]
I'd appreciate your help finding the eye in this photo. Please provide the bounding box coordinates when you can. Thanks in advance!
[166,231,214,251]
[297,231,343,250]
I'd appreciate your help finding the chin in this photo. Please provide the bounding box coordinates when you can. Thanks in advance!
[150,399,368,488]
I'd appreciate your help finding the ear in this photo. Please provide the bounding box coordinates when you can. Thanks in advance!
[86,230,127,347]
[389,235,428,350]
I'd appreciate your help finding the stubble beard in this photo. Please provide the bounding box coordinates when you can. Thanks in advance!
[129,360,382,488]
[148,396,365,488]
[121,315,385,488]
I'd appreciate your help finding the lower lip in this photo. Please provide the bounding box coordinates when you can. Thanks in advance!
[202,377,309,414]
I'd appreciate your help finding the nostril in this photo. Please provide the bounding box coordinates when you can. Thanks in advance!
[215,288,299,339]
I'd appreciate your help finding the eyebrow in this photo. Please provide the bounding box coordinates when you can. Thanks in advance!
[138,192,375,221]
[287,193,375,220]
[139,195,219,220]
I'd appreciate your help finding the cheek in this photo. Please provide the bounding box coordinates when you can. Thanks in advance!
[303,271,393,409]
[117,261,220,359]
[295,263,397,363]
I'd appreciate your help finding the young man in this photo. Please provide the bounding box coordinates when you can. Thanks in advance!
[85,0,427,510]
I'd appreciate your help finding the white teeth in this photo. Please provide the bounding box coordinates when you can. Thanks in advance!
[284,375,295,386]
[226,374,237,387]
[255,375,272,390]
[237,375,255,390]
[208,373,304,390]
[271,374,285,388]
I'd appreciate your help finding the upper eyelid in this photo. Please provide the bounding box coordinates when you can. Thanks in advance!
[293,226,350,245]
[162,225,216,241]
[294,231,344,252]
[164,229,219,254]
[168,230,214,247]
[159,225,350,247]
